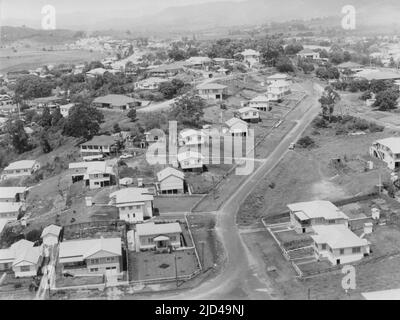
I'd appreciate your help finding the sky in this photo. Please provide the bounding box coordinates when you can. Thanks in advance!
[0,0,244,28]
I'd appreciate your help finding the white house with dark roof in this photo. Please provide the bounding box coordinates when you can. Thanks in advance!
[58,237,122,275]
[267,80,291,101]
[178,129,207,147]
[109,188,154,223]
[69,161,115,189]
[237,107,260,123]
[288,200,349,234]
[185,56,212,70]
[196,83,227,101]
[0,202,23,220]
[266,73,289,84]
[0,187,28,202]
[136,222,182,251]
[157,167,185,194]
[370,137,400,170]
[59,103,75,117]
[1,160,40,180]
[0,239,42,277]
[134,77,168,90]
[297,49,320,60]
[238,49,260,67]
[311,224,370,265]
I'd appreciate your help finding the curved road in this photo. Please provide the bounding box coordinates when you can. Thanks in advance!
[147,82,324,300]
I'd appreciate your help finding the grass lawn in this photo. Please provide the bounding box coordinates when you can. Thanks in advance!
[154,196,204,213]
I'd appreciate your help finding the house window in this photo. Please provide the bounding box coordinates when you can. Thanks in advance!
[135,205,141,209]
[106,257,114,262]
[339,249,345,255]
[129,206,133,210]
[90,268,99,272]
[20,266,31,272]
[321,244,326,250]
[352,247,361,253]
[91,259,99,264]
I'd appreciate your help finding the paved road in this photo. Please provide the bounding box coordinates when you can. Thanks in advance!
[35,244,58,300]
[146,82,324,300]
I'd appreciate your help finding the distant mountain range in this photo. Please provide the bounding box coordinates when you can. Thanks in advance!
[1,0,400,33]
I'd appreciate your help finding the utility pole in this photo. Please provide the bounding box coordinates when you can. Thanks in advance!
[174,254,179,287]
[199,241,205,270]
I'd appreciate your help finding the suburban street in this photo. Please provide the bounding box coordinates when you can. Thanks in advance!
[148,82,324,300]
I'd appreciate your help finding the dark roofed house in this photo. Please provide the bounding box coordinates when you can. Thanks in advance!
[147,62,186,78]
[196,83,227,101]
[80,135,117,157]
[93,94,136,111]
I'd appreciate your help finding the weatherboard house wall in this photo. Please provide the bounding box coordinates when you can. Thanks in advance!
[1,160,40,180]
[370,137,400,170]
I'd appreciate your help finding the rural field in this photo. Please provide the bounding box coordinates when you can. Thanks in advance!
[0,48,107,73]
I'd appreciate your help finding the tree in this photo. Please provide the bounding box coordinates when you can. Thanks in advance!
[127,108,137,122]
[63,104,104,139]
[169,94,205,128]
[113,123,121,133]
[39,107,52,128]
[39,130,52,153]
[319,86,340,121]
[297,136,316,148]
[14,75,53,100]
[5,119,31,153]
[259,39,284,66]
[51,107,63,127]
[158,79,185,99]
[284,43,304,55]
[276,56,294,73]
[373,89,399,111]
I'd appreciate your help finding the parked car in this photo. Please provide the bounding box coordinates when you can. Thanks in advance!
[289,143,295,150]
[119,153,133,160]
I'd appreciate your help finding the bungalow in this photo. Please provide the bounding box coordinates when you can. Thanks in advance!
[337,61,364,73]
[136,222,182,252]
[213,58,235,67]
[147,62,185,78]
[144,128,166,144]
[58,237,122,275]
[237,107,260,123]
[224,117,249,137]
[354,69,400,82]
[248,95,269,112]
[239,49,260,68]
[267,80,291,101]
[196,83,227,101]
[266,73,289,84]
[177,151,204,172]
[311,225,370,265]
[1,160,41,180]
[59,103,75,117]
[0,187,28,202]
[184,56,213,70]
[0,239,42,277]
[0,104,18,116]
[68,161,115,189]
[288,200,349,234]
[370,137,400,170]
[0,202,23,220]
[134,77,168,90]
[109,188,154,223]
[93,94,136,111]
[296,49,320,60]
[157,167,185,194]
[86,68,108,78]
[41,225,62,246]
[80,135,117,158]
[179,129,207,147]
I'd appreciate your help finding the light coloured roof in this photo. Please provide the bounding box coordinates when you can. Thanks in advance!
[86,68,108,75]
[298,48,317,55]
[355,69,400,81]
[4,160,37,171]
[137,77,168,84]
[225,117,248,128]
[0,202,22,213]
[185,56,212,64]
[177,151,204,162]
[69,161,111,174]
[60,103,75,109]
[287,200,349,221]
[93,94,135,106]
[311,225,369,249]
[337,61,364,69]
[250,94,269,102]
[179,129,206,138]
[136,222,182,236]
[157,167,185,182]
[59,237,122,263]
[81,135,116,147]
[375,137,400,153]
[196,83,227,90]
[240,49,260,56]
[41,224,62,238]
[267,73,288,80]
[0,240,40,266]
[362,288,400,300]
[268,80,290,88]
[238,107,259,113]
[110,187,154,204]
[0,187,27,199]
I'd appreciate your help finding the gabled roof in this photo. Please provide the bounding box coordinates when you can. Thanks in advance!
[374,137,400,154]
[237,107,259,113]
[267,73,288,80]
[185,56,212,65]
[0,239,41,267]
[41,224,62,238]
[93,94,135,106]
[81,135,116,147]
[196,83,227,90]
[177,151,204,162]
[59,237,122,263]
[337,61,364,69]
[298,48,317,55]
[3,160,37,171]
[157,167,185,182]
[311,225,369,249]
[268,80,290,88]
[0,187,27,199]
[287,200,348,221]
[179,129,206,139]
[240,49,260,56]
[136,222,182,236]
[250,94,269,102]
[225,117,248,128]
[110,187,154,204]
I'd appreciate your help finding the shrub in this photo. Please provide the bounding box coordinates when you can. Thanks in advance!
[296,136,316,148]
